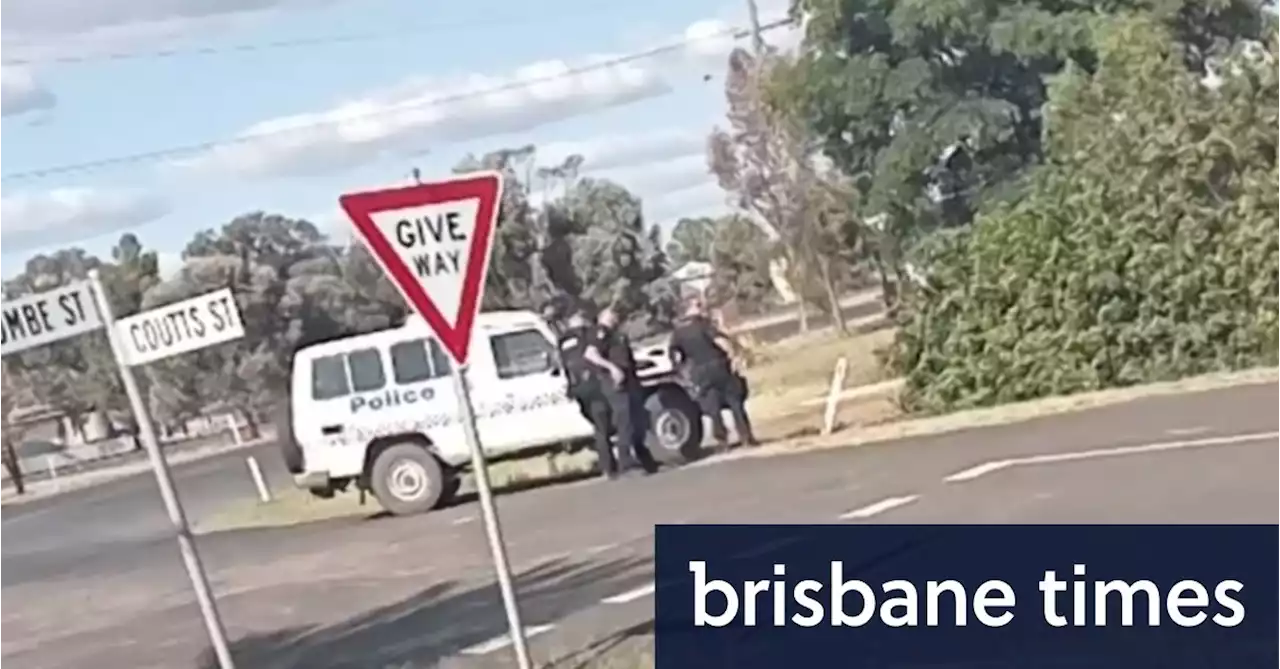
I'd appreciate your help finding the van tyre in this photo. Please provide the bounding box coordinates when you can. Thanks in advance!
[643,387,705,465]
[369,444,446,516]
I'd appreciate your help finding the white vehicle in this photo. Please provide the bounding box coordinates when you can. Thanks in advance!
[278,311,705,515]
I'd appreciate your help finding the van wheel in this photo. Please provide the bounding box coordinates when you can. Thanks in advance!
[369,444,446,516]
[643,387,705,465]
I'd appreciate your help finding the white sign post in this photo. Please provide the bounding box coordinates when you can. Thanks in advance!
[340,172,533,669]
[85,270,239,669]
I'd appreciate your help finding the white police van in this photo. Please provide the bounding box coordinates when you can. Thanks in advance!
[280,311,704,515]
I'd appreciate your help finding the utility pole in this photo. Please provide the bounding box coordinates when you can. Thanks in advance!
[745,0,766,56]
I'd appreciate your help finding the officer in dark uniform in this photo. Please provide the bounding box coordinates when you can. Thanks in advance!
[555,310,618,479]
[584,305,660,475]
[669,299,758,450]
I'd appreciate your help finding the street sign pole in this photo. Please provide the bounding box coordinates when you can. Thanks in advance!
[450,364,533,669]
[340,172,532,669]
[86,270,236,669]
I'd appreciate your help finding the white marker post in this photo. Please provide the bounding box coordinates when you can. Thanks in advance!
[340,172,532,669]
[86,271,238,669]
[822,356,849,436]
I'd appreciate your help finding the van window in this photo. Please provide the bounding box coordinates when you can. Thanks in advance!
[491,329,555,380]
[390,338,450,384]
[311,355,351,400]
[348,348,386,392]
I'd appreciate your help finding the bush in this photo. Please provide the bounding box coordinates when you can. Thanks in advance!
[890,18,1278,413]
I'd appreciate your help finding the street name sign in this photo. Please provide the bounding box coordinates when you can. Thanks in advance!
[113,288,245,366]
[0,281,103,357]
[339,172,503,365]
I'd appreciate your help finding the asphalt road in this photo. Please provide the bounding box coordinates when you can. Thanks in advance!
[0,442,293,585]
[2,381,1274,669]
[0,296,885,587]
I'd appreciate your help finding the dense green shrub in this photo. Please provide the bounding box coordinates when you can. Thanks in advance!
[890,18,1278,413]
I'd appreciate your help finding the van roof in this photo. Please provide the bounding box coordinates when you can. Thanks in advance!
[293,309,543,358]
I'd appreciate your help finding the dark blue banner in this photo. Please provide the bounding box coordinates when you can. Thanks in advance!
[654,525,1278,668]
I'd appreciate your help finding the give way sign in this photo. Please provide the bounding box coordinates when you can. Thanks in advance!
[339,172,503,365]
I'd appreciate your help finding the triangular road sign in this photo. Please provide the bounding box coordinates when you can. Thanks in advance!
[339,172,504,365]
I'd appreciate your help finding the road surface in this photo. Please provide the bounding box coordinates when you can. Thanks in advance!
[1,442,292,586]
[0,297,885,586]
[2,381,1274,668]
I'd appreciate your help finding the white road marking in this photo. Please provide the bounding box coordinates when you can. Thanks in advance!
[584,542,619,555]
[839,495,920,520]
[944,431,1279,483]
[527,551,570,568]
[602,583,657,604]
[944,461,1011,483]
[451,515,476,526]
[459,624,556,655]
[1165,426,1209,436]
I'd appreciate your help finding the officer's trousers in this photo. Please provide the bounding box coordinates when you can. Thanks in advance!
[580,396,619,476]
[603,380,659,473]
[692,362,756,447]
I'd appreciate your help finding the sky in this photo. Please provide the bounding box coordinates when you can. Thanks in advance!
[0,0,802,280]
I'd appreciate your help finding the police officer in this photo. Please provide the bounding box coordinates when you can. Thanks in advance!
[585,305,660,475]
[555,310,619,479]
[669,299,758,450]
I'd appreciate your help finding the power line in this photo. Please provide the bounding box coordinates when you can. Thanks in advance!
[2,10,627,66]
[2,17,794,183]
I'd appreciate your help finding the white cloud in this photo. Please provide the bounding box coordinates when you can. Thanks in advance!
[0,187,171,252]
[538,127,708,173]
[2,0,328,42]
[1,0,334,111]
[1,67,56,117]
[644,180,732,225]
[175,9,800,180]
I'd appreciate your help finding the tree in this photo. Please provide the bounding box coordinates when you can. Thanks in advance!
[454,148,544,310]
[773,0,1271,309]
[554,177,678,336]
[669,214,778,312]
[2,365,32,495]
[1,249,113,431]
[889,17,1278,412]
[146,213,347,435]
[667,217,718,266]
[709,47,851,332]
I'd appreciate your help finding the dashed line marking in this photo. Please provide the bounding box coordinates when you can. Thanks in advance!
[602,583,656,604]
[944,431,1279,483]
[452,515,476,526]
[526,551,570,569]
[584,542,619,555]
[1165,426,1209,436]
[459,624,556,655]
[838,495,920,520]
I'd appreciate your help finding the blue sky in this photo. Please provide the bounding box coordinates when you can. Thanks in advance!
[1,0,798,279]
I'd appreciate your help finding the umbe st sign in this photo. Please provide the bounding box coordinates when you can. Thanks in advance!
[114,288,245,366]
[0,282,103,357]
